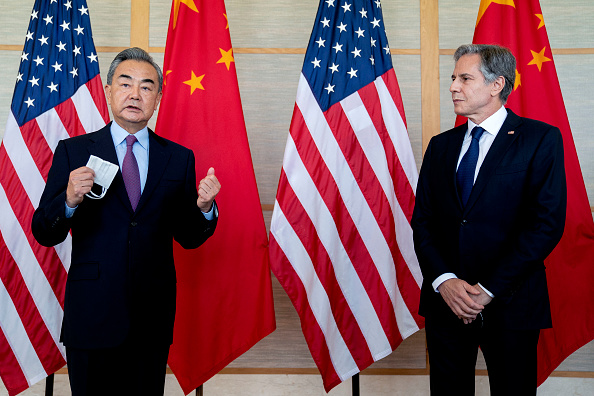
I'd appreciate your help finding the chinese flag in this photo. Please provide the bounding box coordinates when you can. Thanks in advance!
[464,0,594,386]
[155,0,276,393]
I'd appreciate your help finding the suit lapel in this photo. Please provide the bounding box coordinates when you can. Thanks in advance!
[86,123,118,164]
[86,123,134,212]
[463,109,522,213]
[135,130,171,214]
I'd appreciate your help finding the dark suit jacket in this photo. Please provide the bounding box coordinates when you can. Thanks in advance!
[411,109,566,330]
[32,123,217,349]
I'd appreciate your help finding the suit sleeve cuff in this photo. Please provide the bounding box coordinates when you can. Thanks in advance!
[432,273,457,292]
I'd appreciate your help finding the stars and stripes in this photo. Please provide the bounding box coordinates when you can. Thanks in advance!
[0,1,108,394]
[269,0,424,392]
[304,0,392,112]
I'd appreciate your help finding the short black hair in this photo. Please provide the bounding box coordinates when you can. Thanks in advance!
[106,47,163,93]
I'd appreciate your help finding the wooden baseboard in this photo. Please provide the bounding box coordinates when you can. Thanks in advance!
[53,366,594,379]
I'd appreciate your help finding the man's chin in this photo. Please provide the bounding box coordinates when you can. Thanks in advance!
[120,113,147,124]
[452,105,466,117]
[123,108,143,116]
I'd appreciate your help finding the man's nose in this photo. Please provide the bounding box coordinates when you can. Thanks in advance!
[450,79,459,93]
[130,85,140,99]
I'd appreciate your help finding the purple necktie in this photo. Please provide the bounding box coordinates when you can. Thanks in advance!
[123,134,141,210]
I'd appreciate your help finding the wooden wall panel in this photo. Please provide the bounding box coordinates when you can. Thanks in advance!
[420,0,440,151]
[131,0,150,49]
[554,55,594,207]
[0,2,32,46]
[87,0,131,48]
[0,52,21,144]
[438,0,477,50]
[234,53,303,207]
[392,55,423,168]
[541,0,594,48]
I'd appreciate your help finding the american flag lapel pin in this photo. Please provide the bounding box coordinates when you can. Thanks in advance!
[508,130,515,134]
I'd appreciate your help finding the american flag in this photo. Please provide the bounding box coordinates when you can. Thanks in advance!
[269,0,424,391]
[0,0,108,394]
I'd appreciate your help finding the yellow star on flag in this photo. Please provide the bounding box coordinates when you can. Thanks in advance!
[173,0,199,29]
[217,48,235,70]
[183,71,205,94]
[164,70,173,86]
[476,0,515,26]
[224,13,229,29]
[535,14,545,29]
[528,47,552,72]
[514,69,521,91]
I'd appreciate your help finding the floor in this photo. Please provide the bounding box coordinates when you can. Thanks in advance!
[2,373,593,395]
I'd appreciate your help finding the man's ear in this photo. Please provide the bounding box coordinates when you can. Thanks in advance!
[491,76,505,97]
[104,84,112,105]
[154,91,163,110]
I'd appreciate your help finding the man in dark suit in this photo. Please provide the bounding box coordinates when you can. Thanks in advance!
[412,44,566,395]
[32,48,220,395]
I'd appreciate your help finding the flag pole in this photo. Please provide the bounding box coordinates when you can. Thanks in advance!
[44,373,54,396]
[352,373,360,396]
[196,384,203,395]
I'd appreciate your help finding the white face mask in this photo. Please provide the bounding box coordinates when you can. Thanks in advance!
[85,155,119,200]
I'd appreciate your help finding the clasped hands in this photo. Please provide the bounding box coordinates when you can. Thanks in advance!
[437,278,493,324]
[66,166,221,212]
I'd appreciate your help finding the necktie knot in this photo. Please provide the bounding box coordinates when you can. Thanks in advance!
[126,134,137,148]
[471,126,485,141]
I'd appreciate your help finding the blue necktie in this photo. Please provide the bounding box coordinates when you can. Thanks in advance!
[457,126,485,207]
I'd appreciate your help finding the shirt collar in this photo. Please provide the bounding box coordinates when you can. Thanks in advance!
[110,121,149,150]
[467,106,508,138]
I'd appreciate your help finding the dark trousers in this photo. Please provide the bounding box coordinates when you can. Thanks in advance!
[65,338,170,396]
[425,316,540,396]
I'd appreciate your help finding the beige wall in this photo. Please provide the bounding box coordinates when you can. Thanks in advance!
[0,0,592,377]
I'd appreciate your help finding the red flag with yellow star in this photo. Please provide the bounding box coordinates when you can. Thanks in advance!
[462,0,594,386]
[155,0,276,393]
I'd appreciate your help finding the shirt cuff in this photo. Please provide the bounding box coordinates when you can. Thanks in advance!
[477,283,495,298]
[201,202,217,221]
[432,273,457,292]
[65,202,77,218]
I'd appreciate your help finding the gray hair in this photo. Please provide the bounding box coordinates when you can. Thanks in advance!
[454,44,516,104]
[106,47,163,93]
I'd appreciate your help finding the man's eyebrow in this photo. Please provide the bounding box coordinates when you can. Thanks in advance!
[452,72,474,79]
[116,74,155,85]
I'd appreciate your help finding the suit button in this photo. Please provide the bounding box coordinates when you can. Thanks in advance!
[461,219,468,226]
[130,221,138,227]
